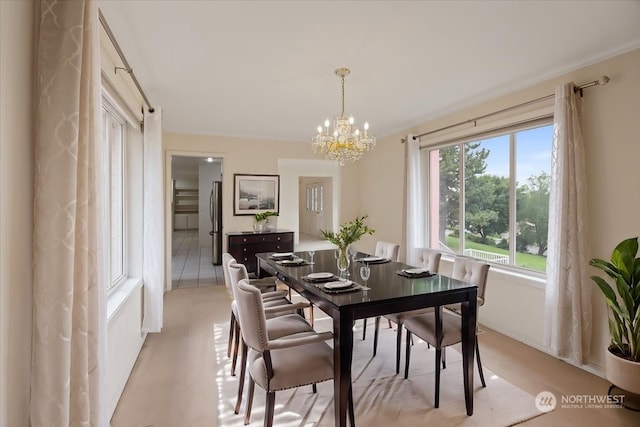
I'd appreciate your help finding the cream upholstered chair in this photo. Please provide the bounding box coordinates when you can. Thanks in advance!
[403,257,490,408]
[235,278,355,427]
[227,261,313,414]
[371,248,442,373]
[362,241,401,340]
[222,253,289,367]
[374,240,401,261]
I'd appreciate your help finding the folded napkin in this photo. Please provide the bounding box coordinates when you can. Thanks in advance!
[396,269,435,278]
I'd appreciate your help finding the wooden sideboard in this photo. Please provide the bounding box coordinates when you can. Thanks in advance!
[227,230,294,275]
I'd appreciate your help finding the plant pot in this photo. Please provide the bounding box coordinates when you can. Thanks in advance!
[605,345,640,395]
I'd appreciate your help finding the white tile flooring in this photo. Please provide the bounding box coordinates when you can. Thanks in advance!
[171,229,224,289]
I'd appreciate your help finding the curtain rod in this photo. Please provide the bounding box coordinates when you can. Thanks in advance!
[403,76,610,142]
[99,10,155,113]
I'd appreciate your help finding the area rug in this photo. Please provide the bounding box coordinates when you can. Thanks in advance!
[217,312,546,426]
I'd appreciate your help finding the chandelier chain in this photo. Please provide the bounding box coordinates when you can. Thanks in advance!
[340,75,345,117]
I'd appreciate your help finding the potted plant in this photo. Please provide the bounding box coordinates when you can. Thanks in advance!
[253,211,278,232]
[589,236,640,394]
[321,215,375,274]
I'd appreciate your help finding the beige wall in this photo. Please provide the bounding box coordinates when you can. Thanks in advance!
[358,48,640,372]
[0,1,35,426]
[163,132,362,244]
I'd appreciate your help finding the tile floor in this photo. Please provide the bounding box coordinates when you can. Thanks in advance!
[171,229,224,289]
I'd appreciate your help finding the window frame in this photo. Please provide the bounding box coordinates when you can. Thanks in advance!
[422,112,554,278]
[102,99,128,290]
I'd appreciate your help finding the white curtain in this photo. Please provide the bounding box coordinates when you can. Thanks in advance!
[142,106,165,332]
[544,83,591,365]
[404,134,426,265]
[32,0,108,425]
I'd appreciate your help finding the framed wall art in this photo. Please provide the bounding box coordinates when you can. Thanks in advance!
[233,174,280,215]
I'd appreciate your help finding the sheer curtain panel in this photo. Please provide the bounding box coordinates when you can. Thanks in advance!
[404,134,426,265]
[544,83,591,365]
[31,0,108,425]
[142,106,164,332]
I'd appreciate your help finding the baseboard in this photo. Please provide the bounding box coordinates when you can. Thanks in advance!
[481,321,605,379]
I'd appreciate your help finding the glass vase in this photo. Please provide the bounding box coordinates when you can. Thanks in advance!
[337,246,351,277]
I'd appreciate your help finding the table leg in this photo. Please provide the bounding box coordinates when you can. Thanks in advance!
[334,310,354,427]
[461,289,477,416]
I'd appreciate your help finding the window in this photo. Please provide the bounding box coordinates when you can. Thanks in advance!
[427,121,553,273]
[102,104,126,287]
[306,182,324,213]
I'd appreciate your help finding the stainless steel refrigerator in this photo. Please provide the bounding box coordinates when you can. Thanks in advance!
[209,181,223,265]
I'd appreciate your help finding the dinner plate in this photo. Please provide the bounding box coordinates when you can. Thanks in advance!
[361,256,385,262]
[307,272,334,280]
[404,268,429,275]
[272,252,294,258]
[324,280,353,290]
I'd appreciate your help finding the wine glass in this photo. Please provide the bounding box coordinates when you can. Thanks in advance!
[360,264,370,284]
[348,246,357,264]
[308,250,316,264]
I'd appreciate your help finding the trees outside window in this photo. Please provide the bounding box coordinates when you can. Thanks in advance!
[428,122,553,273]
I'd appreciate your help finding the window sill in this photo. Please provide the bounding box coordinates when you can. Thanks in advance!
[107,277,143,323]
[440,254,546,290]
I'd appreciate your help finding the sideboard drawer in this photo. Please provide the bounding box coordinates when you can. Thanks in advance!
[227,231,294,274]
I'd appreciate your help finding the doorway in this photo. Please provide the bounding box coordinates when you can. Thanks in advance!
[169,154,224,290]
[298,176,333,245]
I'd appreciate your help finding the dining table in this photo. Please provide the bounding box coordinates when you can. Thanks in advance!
[256,249,478,427]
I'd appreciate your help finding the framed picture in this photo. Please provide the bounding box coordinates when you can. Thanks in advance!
[233,174,280,215]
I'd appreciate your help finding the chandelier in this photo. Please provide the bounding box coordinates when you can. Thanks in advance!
[312,68,375,165]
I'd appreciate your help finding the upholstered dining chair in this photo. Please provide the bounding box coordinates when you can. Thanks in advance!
[402,257,490,408]
[362,241,401,340]
[222,253,289,368]
[227,261,313,414]
[374,240,401,261]
[371,248,442,373]
[234,278,355,427]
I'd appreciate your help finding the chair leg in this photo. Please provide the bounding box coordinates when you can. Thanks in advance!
[404,330,412,379]
[387,318,392,328]
[362,318,367,340]
[434,348,442,408]
[265,391,276,427]
[373,316,380,356]
[395,323,403,374]
[312,383,317,393]
[244,376,255,425]
[308,303,314,328]
[348,382,355,427]
[228,311,236,358]
[476,338,486,387]
[231,321,241,376]
[442,347,446,369]
[235,340,248,414]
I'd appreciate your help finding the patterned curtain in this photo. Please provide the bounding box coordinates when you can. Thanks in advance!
[31,0,107,425]
[544,83,591,365]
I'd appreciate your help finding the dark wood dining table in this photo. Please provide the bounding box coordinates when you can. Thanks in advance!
[256,249,478,427]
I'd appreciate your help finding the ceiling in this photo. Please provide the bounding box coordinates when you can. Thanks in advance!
[99,1,640,143]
